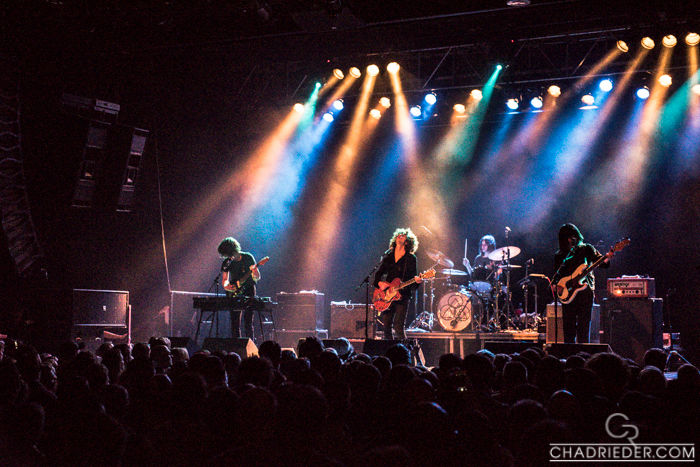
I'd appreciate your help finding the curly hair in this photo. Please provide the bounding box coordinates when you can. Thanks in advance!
[217,237,241,257]
[389,227,419,254]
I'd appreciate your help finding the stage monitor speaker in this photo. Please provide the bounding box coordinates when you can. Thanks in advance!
[276,330,327,352]
[330,303,375,338]
[168,337,200,356]
[546,303,601,344]
[546,343,612,359]
[73,289,129,326]
[483,341,542,355]
[362,339,403,357]
[202,338,258,357]
[603,298,663,364]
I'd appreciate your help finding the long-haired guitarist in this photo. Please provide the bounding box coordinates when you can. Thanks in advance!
[554,224,610,344]
[217,236,261,339]
[373,228,423,341]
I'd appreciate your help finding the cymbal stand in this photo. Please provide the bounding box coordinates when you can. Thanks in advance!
[409,261,439,331]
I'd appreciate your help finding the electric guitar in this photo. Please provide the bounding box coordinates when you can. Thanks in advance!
[224,256,269,295]
[373,269,436,312]
[556,238,630,304]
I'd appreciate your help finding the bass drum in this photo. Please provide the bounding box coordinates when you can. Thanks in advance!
[436,291,476,332]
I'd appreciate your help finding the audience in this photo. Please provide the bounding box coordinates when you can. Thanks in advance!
[0,335,697,467]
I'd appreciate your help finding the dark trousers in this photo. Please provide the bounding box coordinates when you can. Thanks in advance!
[382,301,408,340]
[231,309,254,340]
[562,287,594,344]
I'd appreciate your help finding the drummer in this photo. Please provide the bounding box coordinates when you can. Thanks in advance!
[463,234,501,282]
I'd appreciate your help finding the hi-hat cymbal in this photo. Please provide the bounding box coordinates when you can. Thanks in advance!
[440,268,469,276]
[498,264,522,269]
[488,246,521,261]
[427,248,454,268]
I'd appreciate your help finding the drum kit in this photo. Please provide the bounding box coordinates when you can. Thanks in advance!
[411,244,526,333]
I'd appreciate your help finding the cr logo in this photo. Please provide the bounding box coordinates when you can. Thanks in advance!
[605,413,639,444]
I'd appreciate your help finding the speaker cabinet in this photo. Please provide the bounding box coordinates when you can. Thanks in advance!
[202,338,258,357]
[275,292,325,331]
[330,303,375,338]
[546,343,612,359]
[73,289,129,326]
[603,298,663,364]
[546,302,601,343]
[168,337,200,356]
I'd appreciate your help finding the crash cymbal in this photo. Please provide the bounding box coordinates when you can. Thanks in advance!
[488,246,521,262]
[439,268,469,276]
[426,248,454,268]
[498,264,522,269]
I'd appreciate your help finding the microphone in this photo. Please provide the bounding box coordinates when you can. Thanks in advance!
[526,258,534,266]
[222,258,232,269]
[384,248,393,255]
[505,226,511,238]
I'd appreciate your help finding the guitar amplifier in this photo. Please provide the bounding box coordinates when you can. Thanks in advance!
[607,276,655,299]
[330,302,376,339]
[275,291,325,331]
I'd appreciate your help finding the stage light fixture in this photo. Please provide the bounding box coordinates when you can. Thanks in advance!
[641,37,655,50]
[370,109,381,119]
[616,40,629,52]
[387,62,400,74]
[294,103,305,113]
[349,67,361,78]
[470,89,483,101]
[599,79,613,92]
[662,35,677,48]
[333,69,344,79]
[367,65,380,77]
[323,112,334,122]
[424,93,437,105]
[379,97,391,108]
[636,87,650,99]
[333,99,344,111]
[581,94,595,106]
[496,64,503,70]
[686,32,700,46]
[410,105,422,118]
[530,96,543,109]
[506,98,519,110]
[658,74,672,87]
[692,84,700,95]
[453,104,466,114]
[548,85,561,97]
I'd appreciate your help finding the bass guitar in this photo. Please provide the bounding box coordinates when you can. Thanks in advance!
[373,269,436,312]
[556,238,630,304]
[224,256,270,295]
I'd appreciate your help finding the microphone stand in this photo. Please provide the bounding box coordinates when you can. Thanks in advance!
[356,255,386,340]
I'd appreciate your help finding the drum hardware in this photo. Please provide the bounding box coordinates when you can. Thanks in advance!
[439,268,469,276]
[518,272,550,331]
[487,244,519,331]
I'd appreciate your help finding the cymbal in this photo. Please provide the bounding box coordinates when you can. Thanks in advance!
[440,268,469,276]
[498,264,522,269]
[488,246,521,262]
[426,248,454,268]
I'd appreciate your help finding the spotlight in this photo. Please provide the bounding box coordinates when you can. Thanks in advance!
[367,64,380,77]
[692,84,700,95]
[453,104,466,114]
[470,89,483,101]
[387,62,400,74]
[379,97,391,108]
[332,100,344,111]
[616,40,629,53]
[506,98,519,110]
[662,35,677,48]
[636,87,650,99]
[530,96,543,109]
[293,103,305,113]
[424,93,437,105]
[370,109,381,119]
[641,37,655,50]
[323,112,334,122]
[333,69,344,79]
[658,74,672,87]
[599,79,613,92]
[349,67,361,78]
[315,82,322,88]
[410,105,422,118]
[581,94,595,106]
[686,32,700,46]
[548,85,561,97]
[496,64,503,70]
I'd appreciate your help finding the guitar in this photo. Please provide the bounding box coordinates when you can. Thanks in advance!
[556,238,630,304]
[373,269,436,312]
[224,256,269,295]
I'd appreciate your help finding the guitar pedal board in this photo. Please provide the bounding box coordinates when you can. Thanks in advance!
[607,276,655,298]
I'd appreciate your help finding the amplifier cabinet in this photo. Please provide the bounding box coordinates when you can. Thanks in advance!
[275,292,325,331]
[330,302,375,339]
[603,298,663,364]
[546,303,600,344]
[73,289,129,326]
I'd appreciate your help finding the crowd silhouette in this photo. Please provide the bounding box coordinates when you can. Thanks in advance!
[0,336,698,466]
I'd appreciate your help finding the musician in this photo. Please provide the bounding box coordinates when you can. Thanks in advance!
[554,224,610,344]
[217,237,261,339]
[463,234,500,282]
[373,228,423,341]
